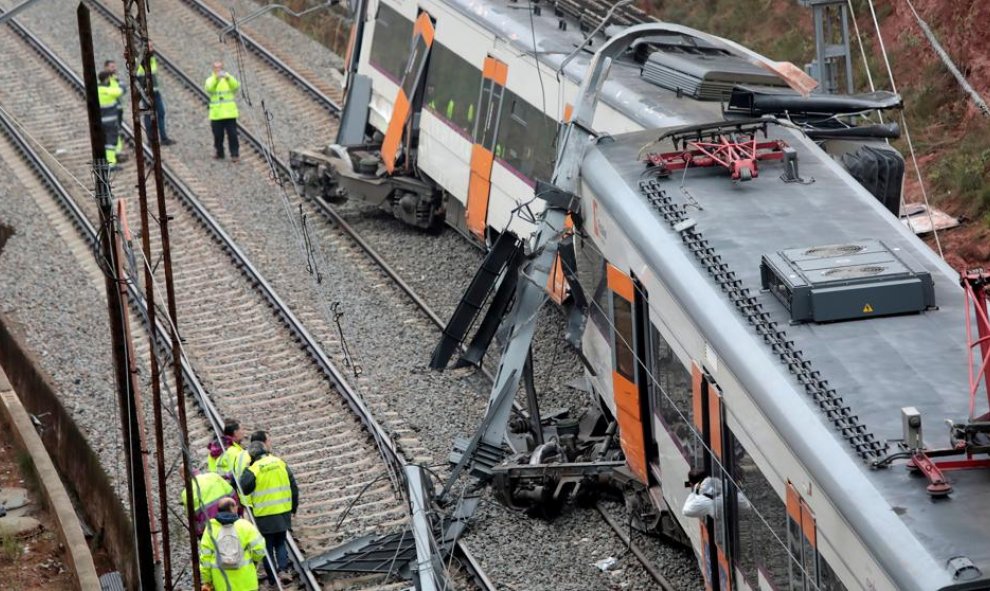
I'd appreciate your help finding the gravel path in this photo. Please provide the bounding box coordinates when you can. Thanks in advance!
[0,0,702,588]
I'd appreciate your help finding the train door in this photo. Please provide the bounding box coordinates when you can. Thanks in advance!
[465,57,508,241]
[381,11,435,174]
[787,483,821,591]
[607,264,655,485]
[693,363,734,591]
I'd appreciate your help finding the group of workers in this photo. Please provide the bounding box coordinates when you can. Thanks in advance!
[95,45,242,170]
[182,418,298,591]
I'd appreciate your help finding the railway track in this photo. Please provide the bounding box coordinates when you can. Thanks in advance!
[0,11,453,591]
[1,0,694,586]
[92,0,683,588]
[157,3,681,588]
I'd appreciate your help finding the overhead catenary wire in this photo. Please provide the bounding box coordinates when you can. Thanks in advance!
[549,233,828,584]
[217,7,407,496]
[902,0,990,119]
[863,0,943,258]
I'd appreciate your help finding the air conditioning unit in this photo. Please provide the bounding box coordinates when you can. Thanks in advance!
[760,239,935,323]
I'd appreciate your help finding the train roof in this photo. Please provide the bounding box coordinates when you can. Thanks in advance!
[429,0,990,583]
[582,123,989,589]
[442,0,724,127]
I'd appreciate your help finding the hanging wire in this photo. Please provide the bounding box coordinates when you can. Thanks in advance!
[217,15,368,379]
[548,232,825,582]
[863,0,943,258]
[121,234,290,590]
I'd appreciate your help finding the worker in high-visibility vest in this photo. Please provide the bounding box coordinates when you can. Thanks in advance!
[198,496,266,591]
[180,465,235,537]
[204,61,240,161]
[103,60,127,161]
[239,431,298,587]
[97,71,123,170]
[135,41,175,146]
[207,418,251,487]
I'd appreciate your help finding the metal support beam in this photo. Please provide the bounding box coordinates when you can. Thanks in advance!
[405,465,445,591]
[118,0,198,586]
[0,0,45,25]
[800,0,853,94]
[77,7,158,589]
[444,24,682,498]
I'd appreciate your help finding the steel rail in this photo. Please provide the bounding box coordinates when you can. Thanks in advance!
[84,2,502,585]
[172,0,474,328]
[595,502,677,591]
[123,6,670,590]
[1,11,388,590]
[23,2,489,588]
[176,0,342,115]
[84,4,662,589]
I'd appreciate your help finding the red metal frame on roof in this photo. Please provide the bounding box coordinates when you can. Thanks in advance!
[646,134,788,182]
[905,269,990,497]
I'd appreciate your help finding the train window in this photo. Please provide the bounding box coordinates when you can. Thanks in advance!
[729,432,790,589]
[649,326,696,462]
[369,3,413,82]
[612,293,636,381]
[423,42,481,134]
[818,557,848,591]
[399,17,433,100]
[787,483,850,591]
[496,91,557,183]
[575,236,608,334]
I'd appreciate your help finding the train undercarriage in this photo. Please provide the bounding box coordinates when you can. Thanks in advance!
[290,141,445,231]
[488,404,692,547]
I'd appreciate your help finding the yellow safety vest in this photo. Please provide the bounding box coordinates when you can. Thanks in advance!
[136,56,159,91]
[199,518,266,591]
[248,455,292,517]
[209,442,250,482]
[108,75,124,109]
[98,84,123,165]
[98,84,122,116]
[205,74,240,120]
[181,472,233,516]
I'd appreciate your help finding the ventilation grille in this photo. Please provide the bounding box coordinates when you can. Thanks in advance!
[823,265,886,278]
[805,244,865,257]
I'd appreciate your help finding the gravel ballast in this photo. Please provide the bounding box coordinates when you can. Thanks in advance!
[0,0,702,588]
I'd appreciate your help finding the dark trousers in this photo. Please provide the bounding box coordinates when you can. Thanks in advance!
[261,530,288,584]
[211,118,239,158]
[142,93,170,142]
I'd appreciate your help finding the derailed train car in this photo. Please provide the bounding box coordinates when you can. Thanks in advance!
[291,0,902,242]
[292,1,990,589]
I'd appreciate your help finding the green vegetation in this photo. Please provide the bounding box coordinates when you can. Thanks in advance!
[269,0,351,56]
[16,451,44,509]
[0,531,23,563]
[644,0,990,227]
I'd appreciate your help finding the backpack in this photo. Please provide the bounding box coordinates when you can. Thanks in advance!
[215,524,242,569]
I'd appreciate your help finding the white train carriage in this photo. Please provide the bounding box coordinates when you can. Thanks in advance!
[291,2,990,589]
[569,120,989,590]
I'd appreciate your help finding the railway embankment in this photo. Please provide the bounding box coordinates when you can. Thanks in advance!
[0,313,132,588]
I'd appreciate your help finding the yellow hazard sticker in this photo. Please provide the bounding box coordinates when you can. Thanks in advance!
[863,303,874,313]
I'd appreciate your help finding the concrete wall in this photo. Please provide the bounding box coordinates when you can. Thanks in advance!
[0,311,137,589]
[0,373,101,590]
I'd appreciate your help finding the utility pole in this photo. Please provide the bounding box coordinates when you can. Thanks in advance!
[799,0,854,94]
[77,5,157,589]
[118,0,200,588]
